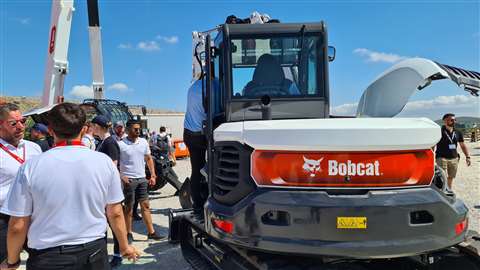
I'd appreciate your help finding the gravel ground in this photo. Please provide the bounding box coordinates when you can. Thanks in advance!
[16,142,479,269]
[453,141,480,233]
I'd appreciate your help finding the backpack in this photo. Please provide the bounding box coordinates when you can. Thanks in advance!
[156,135,170,156]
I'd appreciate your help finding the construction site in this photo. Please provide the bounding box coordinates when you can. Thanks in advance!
[1,0,479,269]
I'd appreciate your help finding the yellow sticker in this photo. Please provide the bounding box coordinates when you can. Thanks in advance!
[337,217,367,229]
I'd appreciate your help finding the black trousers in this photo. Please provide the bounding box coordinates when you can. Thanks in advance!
[0,214,9,263]
[165,166,183,191]
[26,238,109,270]
[183,129,207,210]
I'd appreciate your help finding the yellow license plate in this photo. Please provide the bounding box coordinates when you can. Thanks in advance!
[337,217,367,229]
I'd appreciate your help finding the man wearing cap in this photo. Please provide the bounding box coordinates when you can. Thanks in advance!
[435,113,471,189]
[30,123,50,152]
[0,103,42,264]
[91,115,123,268]
[0,103,139,269]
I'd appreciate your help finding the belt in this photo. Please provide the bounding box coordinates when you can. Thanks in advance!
[29,237,106,255]
[184,129,203,136]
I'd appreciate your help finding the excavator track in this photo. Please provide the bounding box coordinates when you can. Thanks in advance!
[171,210,480,270]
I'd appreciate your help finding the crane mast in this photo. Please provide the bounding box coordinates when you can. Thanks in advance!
[41,0,74,107]
[87,0,105,100]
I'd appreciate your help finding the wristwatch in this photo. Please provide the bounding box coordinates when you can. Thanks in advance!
[466,156,471,159]
[7,259,21,268]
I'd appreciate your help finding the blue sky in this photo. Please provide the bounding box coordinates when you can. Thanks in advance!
[1,0,479,118]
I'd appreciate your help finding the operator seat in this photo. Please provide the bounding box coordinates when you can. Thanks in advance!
[243,54,292,97]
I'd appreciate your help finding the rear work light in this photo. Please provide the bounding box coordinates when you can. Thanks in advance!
[251,150,435,188]
[455,218,468,235]
[212,218,234,234]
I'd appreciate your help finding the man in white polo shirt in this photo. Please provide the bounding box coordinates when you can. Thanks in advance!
[119,120,164,241]
[0,103,42,264]
[0,103,139,269]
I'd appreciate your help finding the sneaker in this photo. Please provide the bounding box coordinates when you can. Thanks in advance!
[109,256,122,268]
[127,233,134,244]
[147,232,166,241]
[133,214,142,221]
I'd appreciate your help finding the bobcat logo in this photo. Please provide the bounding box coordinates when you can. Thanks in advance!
[303,156,324,177]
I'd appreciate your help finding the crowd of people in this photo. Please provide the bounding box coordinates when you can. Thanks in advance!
[0,103,180,269]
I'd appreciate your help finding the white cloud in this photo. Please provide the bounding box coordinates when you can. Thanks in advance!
[156,35,179,44]
[70,85,93,99]
[331,103,358,115]
[353,48,407,63]
[403,95,478,111]
[117,43,132,49]
[331,95,480,118]
[107,83,130,92]
[137,41,160,52]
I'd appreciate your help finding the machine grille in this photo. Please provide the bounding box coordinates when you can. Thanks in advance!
[213,146,240,196]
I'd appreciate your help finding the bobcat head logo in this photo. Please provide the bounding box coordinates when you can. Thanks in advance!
[303,156,324,177]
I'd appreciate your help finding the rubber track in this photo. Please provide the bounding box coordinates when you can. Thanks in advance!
[181,241,217,270]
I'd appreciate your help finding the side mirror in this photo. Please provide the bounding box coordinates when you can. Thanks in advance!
[328,46,336,62]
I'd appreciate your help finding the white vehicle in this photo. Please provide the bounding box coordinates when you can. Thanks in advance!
[172,14,480,270]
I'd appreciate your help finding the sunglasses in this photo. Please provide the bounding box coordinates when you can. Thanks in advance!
[132,128,141,132]
[3,118,27,127]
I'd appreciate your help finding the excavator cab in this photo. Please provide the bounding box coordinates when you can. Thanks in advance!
[203,22,331,126]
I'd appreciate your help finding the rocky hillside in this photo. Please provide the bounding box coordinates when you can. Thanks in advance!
[0,96,179,114]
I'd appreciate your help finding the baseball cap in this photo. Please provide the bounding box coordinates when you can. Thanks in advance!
[32,123,49,134]
[92,115,111,128]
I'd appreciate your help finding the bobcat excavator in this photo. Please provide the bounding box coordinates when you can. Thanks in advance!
[25,0,147,130]
[169,12,480,270]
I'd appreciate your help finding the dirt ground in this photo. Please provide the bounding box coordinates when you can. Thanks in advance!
[16,142,480,269]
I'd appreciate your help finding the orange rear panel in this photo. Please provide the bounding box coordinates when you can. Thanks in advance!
[251,150,434,188]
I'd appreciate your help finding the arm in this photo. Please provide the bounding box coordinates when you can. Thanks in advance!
[0,166,32,269]
[5,217,30,268]
[145,154,156,186]
[106,203,139,260]
[459,142,471,166]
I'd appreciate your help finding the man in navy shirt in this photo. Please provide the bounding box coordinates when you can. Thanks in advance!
[435,113,471,189]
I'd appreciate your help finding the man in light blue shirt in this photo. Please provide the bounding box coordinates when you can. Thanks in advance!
[184,80,207,133]
[184,78,220,218]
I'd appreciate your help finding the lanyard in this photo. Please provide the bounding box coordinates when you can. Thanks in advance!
[0,142,25,164]
[444,130,456,144]
[53,140,84,148]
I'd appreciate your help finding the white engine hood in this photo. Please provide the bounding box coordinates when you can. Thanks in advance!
[356,58,479,117]
[214,118,440,151]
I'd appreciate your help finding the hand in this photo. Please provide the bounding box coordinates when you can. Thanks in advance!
[149,175,156,186]
[121,176,130,185]
[466,157,471,166]
[121,245,141,262]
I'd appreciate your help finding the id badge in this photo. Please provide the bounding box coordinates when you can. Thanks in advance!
[449,144,456,150]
